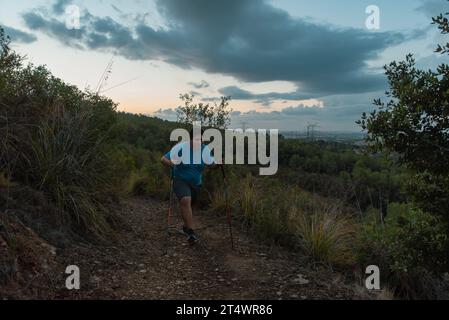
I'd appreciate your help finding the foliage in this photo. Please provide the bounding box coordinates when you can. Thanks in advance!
[357,204,449,298]
[0,27,129,237]
[177,93,232,129]
[0,28,21,78]
[408,173,449,218]
[278,139,406,213]
[433,2,449,55]
[358,11,449,221]
[207,170,357,266]
[3,23,449,298]
[358,54,449,177]
[294,206,356,267]
[356,8,449,297]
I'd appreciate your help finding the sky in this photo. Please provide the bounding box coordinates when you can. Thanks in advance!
[1,0,449,131]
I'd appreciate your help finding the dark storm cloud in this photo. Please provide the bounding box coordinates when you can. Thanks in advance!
[218,86,312,105]
[23,0,411,97]
[1,25,37,44]
[22,10,134,50]
[282,105,322,116]
[22,12,84,48]
[152,0,403,96]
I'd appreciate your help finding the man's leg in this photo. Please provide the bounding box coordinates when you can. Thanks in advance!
[179,196,193,230]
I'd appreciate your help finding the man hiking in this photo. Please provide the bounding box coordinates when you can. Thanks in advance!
[161,128,218,244]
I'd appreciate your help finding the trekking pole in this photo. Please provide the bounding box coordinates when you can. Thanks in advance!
[220,165,235,250]
[164,169,174,255]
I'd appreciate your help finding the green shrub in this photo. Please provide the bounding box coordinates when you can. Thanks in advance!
[357,204,449,298]
[293,206,357,267]
[209,188,227,213]
[216,172,357,264]
[289,155,301,169]
[129,160,171,200]
[1,101,128,236]
[408,173,449,221]
[0,29,130,237]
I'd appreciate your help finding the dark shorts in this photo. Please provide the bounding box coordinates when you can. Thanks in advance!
[173,179,201,205]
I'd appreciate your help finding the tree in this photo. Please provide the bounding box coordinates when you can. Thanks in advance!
[176,93,232,129]
[0,27,23,94]
[289,154,302,169]
[358,8,449,219]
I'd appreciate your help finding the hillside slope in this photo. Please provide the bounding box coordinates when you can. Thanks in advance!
[2,197,364,300]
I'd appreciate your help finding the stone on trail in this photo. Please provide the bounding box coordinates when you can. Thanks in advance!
[293,274,310,285]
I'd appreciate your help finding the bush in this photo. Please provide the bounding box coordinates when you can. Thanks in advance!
[289,155,301,169]
[128,161,169,200]
[357,204,449,298]
[1,102,128,237]
[212,172,358,264]
[408,173,449,221]
[209,188,227,213]
[293,205,356,267]
[0,28,130,237]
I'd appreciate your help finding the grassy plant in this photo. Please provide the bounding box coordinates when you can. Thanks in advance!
[225,173,358,263]
[238,174,259,225]
[0,171,10,188]
[209,189,227,213]
[294,206,357,266]
[0,38,129,237]
[2,103,126,236]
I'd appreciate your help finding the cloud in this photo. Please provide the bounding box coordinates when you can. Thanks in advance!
[416,0,448,17]
[22,0,412,97]
[228,103,374,131]
[153,107,178,121]
[282,105,322,116]
[154,108,177,115]
[218,85,312,106]
[188,80,210,89]
[22,9,134,50]
[152,0,407,96]
[53,0,73,15]
[236,104,323,120]
[1,25,37,44]
[152,91,379,131]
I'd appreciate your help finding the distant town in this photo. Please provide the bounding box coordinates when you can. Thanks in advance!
[280,130,366,144]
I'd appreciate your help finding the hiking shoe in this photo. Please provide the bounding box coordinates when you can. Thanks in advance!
[182,226,199,243]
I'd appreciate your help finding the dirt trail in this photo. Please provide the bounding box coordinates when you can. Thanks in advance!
[55,197,356,300]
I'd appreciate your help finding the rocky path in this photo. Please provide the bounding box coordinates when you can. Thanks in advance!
[55,197,356,300]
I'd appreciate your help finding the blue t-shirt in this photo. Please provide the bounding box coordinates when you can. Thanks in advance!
[164,142,215,187]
